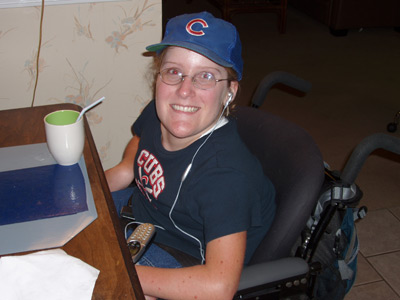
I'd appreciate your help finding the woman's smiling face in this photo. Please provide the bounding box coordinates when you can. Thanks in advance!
[155,46,238,151]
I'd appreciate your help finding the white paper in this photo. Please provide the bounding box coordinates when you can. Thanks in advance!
[0,249,100,300]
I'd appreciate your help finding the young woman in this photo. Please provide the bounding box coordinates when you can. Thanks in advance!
[106,12,276,300]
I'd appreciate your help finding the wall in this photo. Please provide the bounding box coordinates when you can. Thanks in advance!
[0,0,162,170]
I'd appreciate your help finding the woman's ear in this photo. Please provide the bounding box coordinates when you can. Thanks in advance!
[229,81,239,98]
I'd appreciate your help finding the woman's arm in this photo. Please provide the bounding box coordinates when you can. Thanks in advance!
[136,231,246,300]
[105,135,140,192]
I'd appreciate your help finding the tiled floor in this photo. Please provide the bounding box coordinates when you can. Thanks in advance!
[163,2,400,299]
[344,156,400,299]
[346,208,400,299]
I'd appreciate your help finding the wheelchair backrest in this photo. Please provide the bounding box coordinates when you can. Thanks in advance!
[233,105,325,264]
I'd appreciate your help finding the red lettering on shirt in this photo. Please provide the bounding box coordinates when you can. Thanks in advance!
[136,150,165,200]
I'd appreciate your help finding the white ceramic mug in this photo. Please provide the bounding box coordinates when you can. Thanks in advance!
[44,110,84,166]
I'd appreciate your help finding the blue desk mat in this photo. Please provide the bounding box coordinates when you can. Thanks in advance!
[0,164,87,226]
[0,143,97,255]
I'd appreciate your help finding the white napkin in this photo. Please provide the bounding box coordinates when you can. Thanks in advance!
[0,249,100,300]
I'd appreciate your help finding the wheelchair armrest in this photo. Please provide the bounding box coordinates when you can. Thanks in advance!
[238,257,309,290]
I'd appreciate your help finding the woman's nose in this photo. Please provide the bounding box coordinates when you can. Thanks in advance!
[177,76,195,98]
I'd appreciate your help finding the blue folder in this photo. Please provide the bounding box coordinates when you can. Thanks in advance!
[0,164,87,226]
[0,143,97,255]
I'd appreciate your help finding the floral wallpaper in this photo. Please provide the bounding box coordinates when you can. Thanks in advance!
[0,0,161,169]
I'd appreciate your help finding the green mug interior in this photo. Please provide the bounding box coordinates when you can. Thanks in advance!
[45,110,79,125]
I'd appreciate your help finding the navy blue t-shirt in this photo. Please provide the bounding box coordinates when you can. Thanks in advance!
[131,100,275,265]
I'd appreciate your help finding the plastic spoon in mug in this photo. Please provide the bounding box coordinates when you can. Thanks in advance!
[76,97,105,122]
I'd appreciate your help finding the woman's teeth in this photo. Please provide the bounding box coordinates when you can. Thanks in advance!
[172,105,199,113]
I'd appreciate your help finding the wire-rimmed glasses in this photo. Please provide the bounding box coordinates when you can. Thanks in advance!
[159,68,229,90]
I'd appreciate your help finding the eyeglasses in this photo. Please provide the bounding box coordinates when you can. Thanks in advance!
[158,68,229,90]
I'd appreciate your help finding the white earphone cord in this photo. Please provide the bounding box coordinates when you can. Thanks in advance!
[168,99,231,265]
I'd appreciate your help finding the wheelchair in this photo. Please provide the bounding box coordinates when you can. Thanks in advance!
[120,72,400,300]
[232,72,400,299]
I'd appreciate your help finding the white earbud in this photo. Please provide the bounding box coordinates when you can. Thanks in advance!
[225,92,233,108]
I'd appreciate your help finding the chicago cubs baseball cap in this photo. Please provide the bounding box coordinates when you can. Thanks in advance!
[146,11,243,81]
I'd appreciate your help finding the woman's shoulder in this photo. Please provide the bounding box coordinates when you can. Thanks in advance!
[200,120,262,174]
[132,100,158,136]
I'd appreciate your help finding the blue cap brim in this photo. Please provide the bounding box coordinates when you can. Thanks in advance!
[146,42,235,69]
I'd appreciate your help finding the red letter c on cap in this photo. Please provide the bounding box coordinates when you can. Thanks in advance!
[186,18,208,36]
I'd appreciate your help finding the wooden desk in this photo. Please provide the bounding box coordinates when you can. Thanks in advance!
[0,103,144,300]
